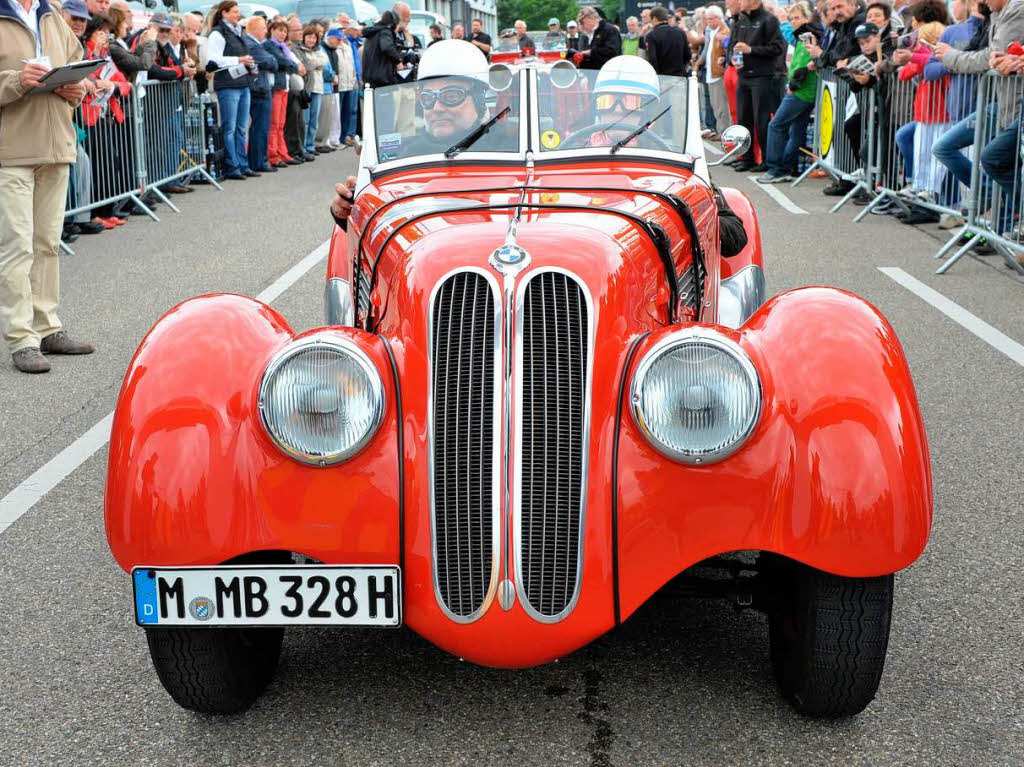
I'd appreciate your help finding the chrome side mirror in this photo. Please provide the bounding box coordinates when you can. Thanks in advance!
[549,60,578,89]
[488,64,514,92]
[707,125,751,167]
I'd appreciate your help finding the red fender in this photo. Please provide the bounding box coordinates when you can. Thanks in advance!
[104,294,401,570]
[616,287,932,620]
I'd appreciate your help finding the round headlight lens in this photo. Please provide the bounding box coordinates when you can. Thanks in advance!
[631,332,761,464]
[258,338,384,465]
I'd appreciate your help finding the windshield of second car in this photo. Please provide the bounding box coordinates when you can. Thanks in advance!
[536,70,689,154]
[373,70,521,162]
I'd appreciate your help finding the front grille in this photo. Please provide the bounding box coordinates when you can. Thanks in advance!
[519,271,589,618]
[357,269,371,320]
[431,271,498,619]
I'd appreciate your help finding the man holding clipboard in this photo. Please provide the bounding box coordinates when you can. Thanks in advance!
[0,0,96,374]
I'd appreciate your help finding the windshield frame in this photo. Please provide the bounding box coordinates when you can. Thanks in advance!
[365,71,530,175]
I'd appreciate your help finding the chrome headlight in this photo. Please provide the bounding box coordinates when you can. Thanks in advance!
[631,330,761,464]
[258,336,384,466]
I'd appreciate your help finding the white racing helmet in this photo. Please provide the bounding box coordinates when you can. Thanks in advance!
[417,39,490,86]
[594,55,660,100]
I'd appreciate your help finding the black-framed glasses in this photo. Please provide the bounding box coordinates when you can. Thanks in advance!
[418,86,470,110]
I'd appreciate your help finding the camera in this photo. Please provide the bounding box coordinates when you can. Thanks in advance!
[401,49,420,65]
[799,32,815,46]
[897,31,918,49]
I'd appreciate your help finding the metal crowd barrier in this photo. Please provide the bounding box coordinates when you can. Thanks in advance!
[801,64,1024,275]
[62,76,220,254]
[792,66,874,212]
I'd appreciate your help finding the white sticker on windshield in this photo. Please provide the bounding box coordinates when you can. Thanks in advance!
[379,132,402,160]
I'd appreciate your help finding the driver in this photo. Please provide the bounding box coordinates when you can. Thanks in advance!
[331,40,509,228]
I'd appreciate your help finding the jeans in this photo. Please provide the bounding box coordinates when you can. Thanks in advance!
[339,88,358,139]
[248,95,272,170]
[217,86,251,175]
[303,92,322,153]
[895,121,916,182]
[932,110,976,190]
[980,119,1021,231]
[765,93,813,176]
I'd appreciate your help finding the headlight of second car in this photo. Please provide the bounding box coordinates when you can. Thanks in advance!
[258,336,384,466]
[631,330,761,464]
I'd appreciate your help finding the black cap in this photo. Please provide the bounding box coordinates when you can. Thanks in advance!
[854,22,880,39]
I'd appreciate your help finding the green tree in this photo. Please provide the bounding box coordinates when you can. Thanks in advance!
[498,0,584,31]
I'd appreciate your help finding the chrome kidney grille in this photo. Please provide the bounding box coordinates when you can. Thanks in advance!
[430,271,500,620]
[517,271,590,620]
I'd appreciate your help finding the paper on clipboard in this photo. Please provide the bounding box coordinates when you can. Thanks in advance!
[26,59,106,94]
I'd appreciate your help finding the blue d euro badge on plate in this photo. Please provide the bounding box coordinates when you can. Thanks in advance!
[134,568,159,625]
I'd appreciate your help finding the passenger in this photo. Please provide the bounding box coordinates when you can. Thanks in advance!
[585,55,664,148]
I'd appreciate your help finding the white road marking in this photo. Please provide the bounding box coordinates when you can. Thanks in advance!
[880,267,1024,367]
[704,140,723,156]
[0,238,332,536]
[746,175,809,215]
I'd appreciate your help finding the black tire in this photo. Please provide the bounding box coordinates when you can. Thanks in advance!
[145,625,284,714]
[767,558,894,718]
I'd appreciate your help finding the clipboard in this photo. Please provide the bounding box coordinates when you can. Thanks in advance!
[26,59,106,95]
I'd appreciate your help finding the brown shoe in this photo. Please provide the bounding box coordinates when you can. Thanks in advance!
[12,347,51,373]
[40,331,95,355]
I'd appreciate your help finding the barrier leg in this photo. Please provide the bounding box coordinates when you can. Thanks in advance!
[830,180,870,214]
[59,240,75,256]
[148,185,180,214]
[935,235,979,275]
[129,192,159,222]
[933,224,971,261]
[853,189,889,222]
[193,164,223,192]
[791,159,820,187]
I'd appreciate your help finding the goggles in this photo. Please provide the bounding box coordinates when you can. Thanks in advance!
[418,86,471,110]
[595,92,646,113]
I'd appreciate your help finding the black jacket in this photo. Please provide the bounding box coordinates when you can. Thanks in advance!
[581,18,621,69]
[644,21,691,77]
[262,38,296,91]
[362,21,402,87]
[818,11,866,69]
[729,6,787,78]
[566,33,584,52]
[245,34,278,98]
[148,41,185,81]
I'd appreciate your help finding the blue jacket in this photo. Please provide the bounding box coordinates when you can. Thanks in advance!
[923,16,983,122]
[346,34,362,81]
[261,37,295,91]
[321,42,337,94]
[245,33,278,98]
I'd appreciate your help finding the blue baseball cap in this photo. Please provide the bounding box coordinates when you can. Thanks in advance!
[326,27,344,38]
[63,0,90,20]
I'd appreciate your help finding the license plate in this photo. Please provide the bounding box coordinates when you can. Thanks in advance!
[132,565,401,627]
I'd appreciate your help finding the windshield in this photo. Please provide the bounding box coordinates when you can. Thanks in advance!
[495,34,525,53]
[536,69,689,154]
[531,31,566,51]
[373,70,521,163]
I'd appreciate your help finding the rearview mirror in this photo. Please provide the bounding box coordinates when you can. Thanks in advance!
[707,125,751,167]
[549,60,578,89]
[488,64,514,92]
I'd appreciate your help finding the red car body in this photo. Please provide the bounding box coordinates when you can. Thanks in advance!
[106,157,932,669]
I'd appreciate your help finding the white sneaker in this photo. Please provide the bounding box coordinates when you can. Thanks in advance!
[916,190,937,204]
[898,184,916,196]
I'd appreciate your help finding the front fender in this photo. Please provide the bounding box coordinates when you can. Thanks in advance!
[104,294,401,570]
[617,287,932,619]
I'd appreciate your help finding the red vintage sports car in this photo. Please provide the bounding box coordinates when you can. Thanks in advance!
[105,55,932,717]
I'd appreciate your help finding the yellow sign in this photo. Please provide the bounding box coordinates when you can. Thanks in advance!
[819,83,834,162]
[541,130,561,150]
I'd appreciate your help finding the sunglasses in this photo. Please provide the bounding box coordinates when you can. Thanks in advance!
[418,86,470,110]
[595,93,646,113]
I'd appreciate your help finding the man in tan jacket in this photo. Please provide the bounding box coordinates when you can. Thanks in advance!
[0,0,96,374]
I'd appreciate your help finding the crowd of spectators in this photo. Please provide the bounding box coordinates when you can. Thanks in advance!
[49,0,370,245]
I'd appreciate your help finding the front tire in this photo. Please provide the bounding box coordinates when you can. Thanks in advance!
[145,625,284,714]
[768,558,894,718]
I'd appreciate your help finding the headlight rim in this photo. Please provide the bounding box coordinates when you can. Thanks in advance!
[258,334,386,467]
[630,328,762,465]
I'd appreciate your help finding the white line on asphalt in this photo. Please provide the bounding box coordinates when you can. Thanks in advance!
[879,267,1024,367]
[746,175,809,215]
[704,141,723,156]
[0,238,332,537]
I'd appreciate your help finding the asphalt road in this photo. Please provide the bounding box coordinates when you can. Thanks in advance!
[0,147,1022,767]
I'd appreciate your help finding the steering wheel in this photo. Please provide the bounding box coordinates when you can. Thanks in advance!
[558,121,675,151]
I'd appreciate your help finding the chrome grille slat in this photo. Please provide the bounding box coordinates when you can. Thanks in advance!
[519,271,589,619]
[431,271,497,620]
